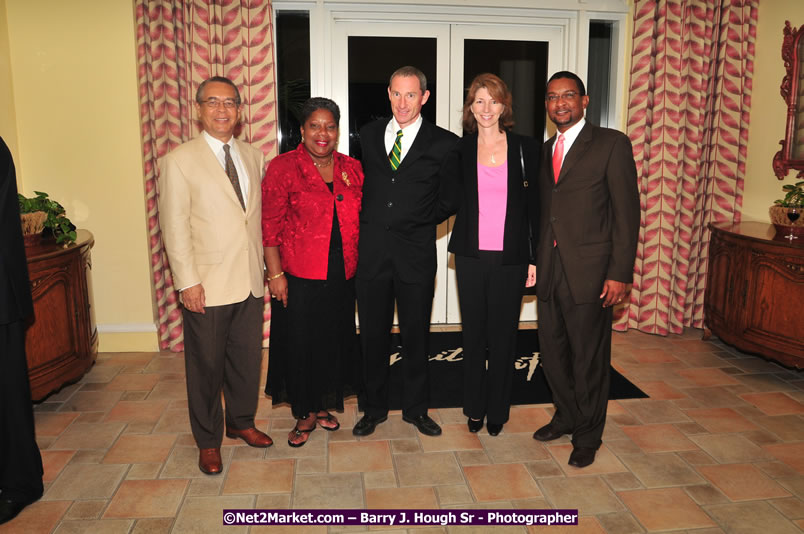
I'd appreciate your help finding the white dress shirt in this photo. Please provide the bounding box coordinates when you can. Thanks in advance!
[551,118,586,170]
[384,115,423,163]
[202,130,250,206]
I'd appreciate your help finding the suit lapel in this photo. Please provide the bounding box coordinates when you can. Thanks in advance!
[462,133,479,213]
[396,120,432,172]
[234,139,261,214]
[546,136,557,184]
[193,137,245,210]
[506,131,521,193]
[556,123,594,183]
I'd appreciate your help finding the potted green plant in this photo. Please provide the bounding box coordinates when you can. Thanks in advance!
[18,191,77,246]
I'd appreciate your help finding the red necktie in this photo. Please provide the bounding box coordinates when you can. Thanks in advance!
[552,134,565,247]
[552,134,564,183]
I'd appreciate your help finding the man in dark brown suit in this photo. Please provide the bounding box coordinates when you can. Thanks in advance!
[0,136,44,524]
[532,72,640,468]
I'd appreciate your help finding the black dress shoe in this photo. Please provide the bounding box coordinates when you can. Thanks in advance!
[352,414,387,436]
[532,423,568,442]
[467,418,483,433]
[0,496,39,525]
[486,423,503,436]
[568,446,597,468]
[403,414,442,436]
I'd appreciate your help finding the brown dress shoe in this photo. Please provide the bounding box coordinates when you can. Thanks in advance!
[198,448,222,475]
[226,427,273,448]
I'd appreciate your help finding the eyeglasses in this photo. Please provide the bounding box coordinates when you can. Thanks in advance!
[200,98,239,109]
[545,92,579,103]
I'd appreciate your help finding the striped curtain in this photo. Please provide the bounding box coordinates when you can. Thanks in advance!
[135,0,278,351]
[620,0,757,334]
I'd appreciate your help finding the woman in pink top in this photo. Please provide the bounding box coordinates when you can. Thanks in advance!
[448,74,540,436]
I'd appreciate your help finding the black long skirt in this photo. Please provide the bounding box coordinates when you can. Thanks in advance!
[265,211,359,418]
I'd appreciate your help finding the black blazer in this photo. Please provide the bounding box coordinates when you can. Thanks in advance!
[0,136,34,325]
[448,131,540,265]
[357,118,459,283]
[536,122,640,303]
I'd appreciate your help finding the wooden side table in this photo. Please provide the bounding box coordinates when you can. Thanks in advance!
[705,222,804,368]
[24,229,97,400]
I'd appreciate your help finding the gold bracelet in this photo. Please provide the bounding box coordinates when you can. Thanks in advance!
[266,271,284,281]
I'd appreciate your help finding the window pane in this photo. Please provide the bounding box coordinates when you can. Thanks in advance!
[347,36,437,159]
[276,11,311,154]
[586,21,613,127]
[463,39,549,138]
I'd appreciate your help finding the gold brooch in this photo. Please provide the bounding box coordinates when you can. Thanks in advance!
[342,172,350,187]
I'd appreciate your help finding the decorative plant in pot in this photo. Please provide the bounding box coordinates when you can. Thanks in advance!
[18,191,77,246]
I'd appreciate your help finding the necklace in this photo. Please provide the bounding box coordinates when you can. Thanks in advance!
[480,134,505,165]
[313,156,333,169]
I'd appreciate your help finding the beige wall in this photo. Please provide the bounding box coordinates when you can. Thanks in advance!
[0,0,18,169]
[744,1,804,221]
[2,0,157,351]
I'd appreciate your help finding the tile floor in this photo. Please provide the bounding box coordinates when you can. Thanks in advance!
[3,329,804,533]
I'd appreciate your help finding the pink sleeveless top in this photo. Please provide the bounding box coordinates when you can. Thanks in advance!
[477,161,507,251]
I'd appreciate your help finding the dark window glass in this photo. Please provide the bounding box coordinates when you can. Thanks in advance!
[347,37,437,159]
[276,11,311,154]
[586,21,613,127]
[463,40,549,138]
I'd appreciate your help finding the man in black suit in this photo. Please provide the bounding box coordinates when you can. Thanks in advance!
[532,72,640,468]
[354,66,459,437]
[0,136,44,524]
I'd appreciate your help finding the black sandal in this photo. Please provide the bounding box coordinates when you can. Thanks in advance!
[288,416,315,447]
[316,411,340,431]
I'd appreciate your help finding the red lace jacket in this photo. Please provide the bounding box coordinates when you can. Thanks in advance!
[262,144,364,280]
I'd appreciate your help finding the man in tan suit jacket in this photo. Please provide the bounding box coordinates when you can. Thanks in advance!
[159,76,272,475]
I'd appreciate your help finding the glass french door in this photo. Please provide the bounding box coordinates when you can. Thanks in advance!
[331,20,563,325]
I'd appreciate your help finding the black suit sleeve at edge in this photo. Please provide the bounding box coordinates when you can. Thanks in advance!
[434,137,461,223]
[522,135,541,264]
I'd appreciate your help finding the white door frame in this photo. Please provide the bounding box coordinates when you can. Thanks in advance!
[279,2,630,325]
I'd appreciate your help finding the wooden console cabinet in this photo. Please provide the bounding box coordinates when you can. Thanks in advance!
[705,222,804,368]
[24,230,97,400]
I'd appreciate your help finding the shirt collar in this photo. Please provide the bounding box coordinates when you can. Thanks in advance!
[388,114,423,136]
[556,118,585,145]
[202,130,234,153]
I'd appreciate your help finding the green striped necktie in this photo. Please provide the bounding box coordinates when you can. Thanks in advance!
[388,129,403,171]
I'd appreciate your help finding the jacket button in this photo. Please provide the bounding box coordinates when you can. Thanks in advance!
[550,216,557,222]
[387,201,393,208]
[553,188,559,193]
[391,177,396,183]
[336,194,344,201]
[384,225,390,231]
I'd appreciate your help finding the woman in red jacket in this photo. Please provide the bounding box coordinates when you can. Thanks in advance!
[262,98,364,447]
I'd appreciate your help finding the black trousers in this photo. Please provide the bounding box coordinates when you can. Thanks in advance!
[356,275,434,418]
[537,249,611,449]
[0,320,43,501]
[455,252,527,425]
[182,294,263,449]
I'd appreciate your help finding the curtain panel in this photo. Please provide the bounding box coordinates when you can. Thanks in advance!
[136,0,277,351]
[621,0,757,335]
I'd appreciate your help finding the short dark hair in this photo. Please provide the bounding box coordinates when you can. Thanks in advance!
[462,73,514,133]
[196,76,242,105]
[300,97,341,125]
[389,66,427,93]
[546,71,586,96]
